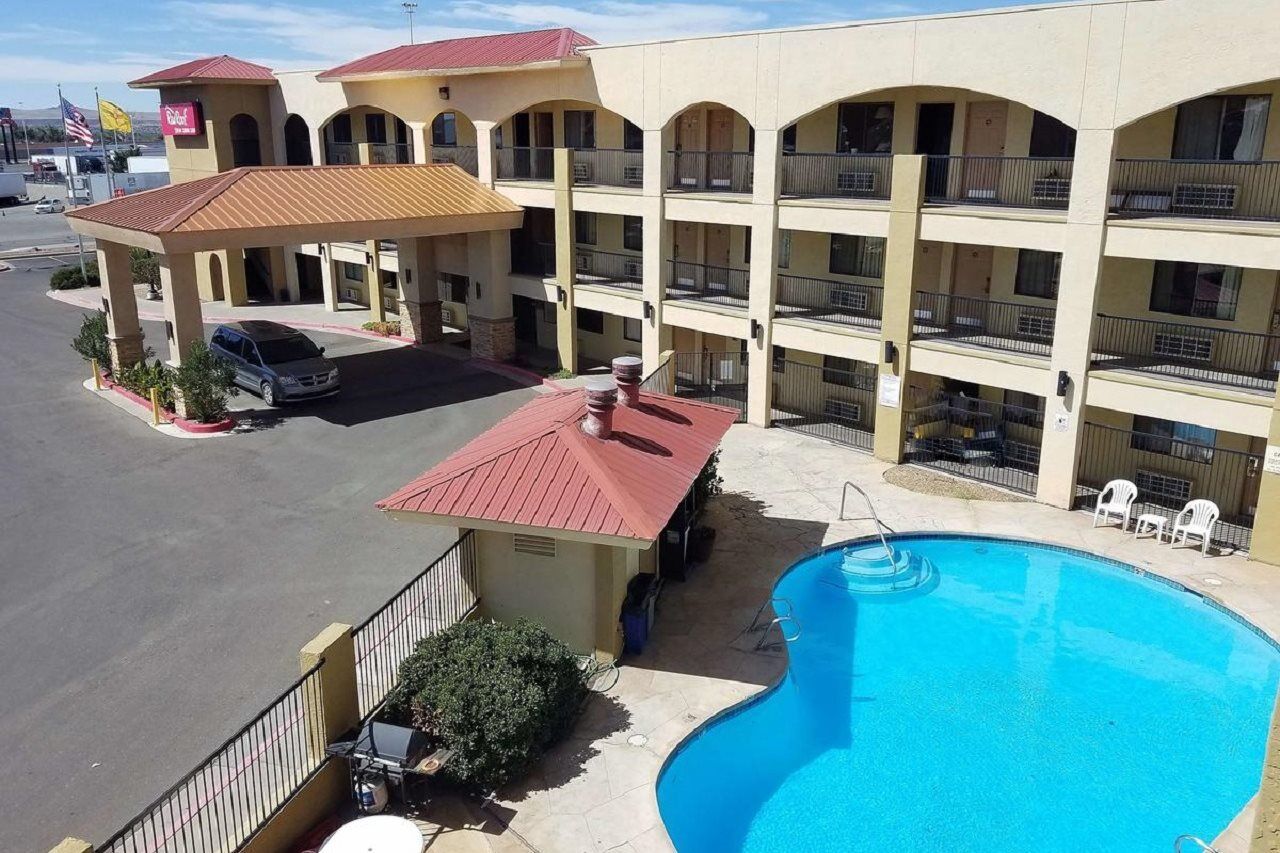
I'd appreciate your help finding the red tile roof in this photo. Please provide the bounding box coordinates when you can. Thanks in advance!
[130,55,275,87]
[319,28,595,81]
[377,388,737,543]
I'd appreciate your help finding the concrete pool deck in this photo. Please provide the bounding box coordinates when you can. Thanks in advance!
[410,423,1278,852]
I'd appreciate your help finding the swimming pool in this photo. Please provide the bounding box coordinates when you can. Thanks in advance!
[656,534,1280,852]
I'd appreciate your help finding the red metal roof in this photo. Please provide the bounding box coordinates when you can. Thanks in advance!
[377,388,737,542]
[130,55,275,87]
[319,28,595,81]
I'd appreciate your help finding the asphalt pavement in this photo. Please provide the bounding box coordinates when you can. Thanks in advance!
[0,261,538,851]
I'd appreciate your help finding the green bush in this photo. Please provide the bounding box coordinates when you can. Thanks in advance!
[70,311,112,373]
[361,320,402,337]
[548,368,575,380]
[384,619,588,792]
[129,248,160,288]
[693,449,723,519]
[117,358,175,411]
[173,341,238,423]
[50,261,100,290]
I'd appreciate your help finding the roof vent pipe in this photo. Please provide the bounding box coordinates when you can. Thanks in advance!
[612,355,643,407]
[582,376,618,440]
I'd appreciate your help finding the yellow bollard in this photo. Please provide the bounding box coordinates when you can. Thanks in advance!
[150,387,162,426]
[91,358,102,391]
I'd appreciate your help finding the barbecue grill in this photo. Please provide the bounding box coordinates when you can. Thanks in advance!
[326,721,450,809]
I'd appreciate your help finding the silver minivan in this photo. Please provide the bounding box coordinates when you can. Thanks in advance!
[209,321,339,406]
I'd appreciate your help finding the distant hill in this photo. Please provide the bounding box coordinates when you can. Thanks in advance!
[11,107,161,127]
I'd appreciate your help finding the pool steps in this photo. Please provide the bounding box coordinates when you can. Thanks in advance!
[829,546,936,595]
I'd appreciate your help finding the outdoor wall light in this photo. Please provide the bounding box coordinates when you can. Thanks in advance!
[1056,370,1070,397]
[165,320,174,342]
[438,86,451,100]
[404,268,412,284]
[101,297,110,316]
[750,319,762,342]
[318,244,325,257]
[365,252,373,266]
[884,340,897,364]
[557,286,567,306]
[643,300,654,321]
[475,281,483,300]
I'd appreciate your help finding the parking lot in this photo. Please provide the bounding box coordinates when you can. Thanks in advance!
[0,260,539,850]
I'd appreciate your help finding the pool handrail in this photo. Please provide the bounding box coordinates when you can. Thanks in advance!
[1174,835,1218,852]
[839,481,896,562]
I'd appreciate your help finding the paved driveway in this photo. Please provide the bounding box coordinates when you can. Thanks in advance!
[0,262,538,851]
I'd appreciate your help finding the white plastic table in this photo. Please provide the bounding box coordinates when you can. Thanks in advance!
[317,815,425,853]
[1134,512,1168,543]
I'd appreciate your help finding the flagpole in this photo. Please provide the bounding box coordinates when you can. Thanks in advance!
[58,84,89,282]
[95,87,115,198]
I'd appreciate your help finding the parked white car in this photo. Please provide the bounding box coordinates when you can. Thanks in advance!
[33,198,65,214]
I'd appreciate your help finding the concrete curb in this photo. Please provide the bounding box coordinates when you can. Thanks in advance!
[82,378,236,440]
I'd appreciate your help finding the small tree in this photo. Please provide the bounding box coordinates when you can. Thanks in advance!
[383,619,588,792]
[109,145,142,174]
[71,311,112,373]
[129,247,160,288]
[173,341,238,423]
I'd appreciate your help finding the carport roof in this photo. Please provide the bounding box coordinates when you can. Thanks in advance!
[377,388,738,546]
[318,28,595,81]
[64,164,523,252]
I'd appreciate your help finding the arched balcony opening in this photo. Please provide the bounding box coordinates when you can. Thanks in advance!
[494,100,641,187]
[662,103,754,195]
[426,110,479,176]
[229,113,262,168]
[321,106,413,165]
[1112,79,1280,222]
[283,114,313,166]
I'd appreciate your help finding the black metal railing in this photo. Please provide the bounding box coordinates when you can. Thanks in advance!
[325,141,357,165]
[1092,314,1280,393]
[370,142,413,164]
[665,151,753,193]
[575,248,643,292]
[431,144,479,176]
[905,391,1045,495]
[496,146,555,181]
[666,260,750,309]
[1109,159,1280,222]
[774,274,883,330]
[1075,422,1260,552]
[771,358,876,452]
[573,149,644,188]
[512,242,556,277]
[780,153,893,200]
[923,156,1074,208]
[96,662,327,853]
[913,291,1056,357]
[671,351,748,421]
[352,531,479,719]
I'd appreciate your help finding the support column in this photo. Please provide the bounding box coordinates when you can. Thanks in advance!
[320,245,339,312]
[96,240,145,373]
[407,121,429,164]
[554,148,578,373]
[282,245,302,302]
[365,240,386,323]
[466,230,515,362]
[397,237,443,343]
[641,128,670,373]
[1035,129,1116,508]
[267,246,288,302]
[1249,402,1280,566]
[475,121,497,187]
[746,128,783,427]
[872,154,926,463]
[220,249,249,307]
[158,251,204,367]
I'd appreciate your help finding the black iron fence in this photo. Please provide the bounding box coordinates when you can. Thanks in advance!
[352,531,479,719]
[572,149,644,188]
[1092,314,1280,393]
[431,145,479,176]
[370,142,413,164]
[575,248,643,292]
[96,663,327,853]
[325,141,357,165]
[1075,422,1260,552]
[913,291,1056,357]
[665,151,753,193]
[774,274,883,330]
[666,260,750,309]
[923,156,1074,208]
[780,153,893,200]
[1109,159,1280,222]
[771,358,876,452]
[496,146,555,181]
[671,351,748,421]
[905,391,1045,495]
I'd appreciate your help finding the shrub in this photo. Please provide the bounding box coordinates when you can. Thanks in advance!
[173,341,238,423]
[693,449,723,520]
[117,357,175,411]
[50,261,100,290]
[71,311,112,373]
[383,619,588,792]
[129,248,160,288]
[361,320,402,337]
[549,368,575,380]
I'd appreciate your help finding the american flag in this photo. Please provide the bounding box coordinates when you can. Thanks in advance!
[61,96,94,146]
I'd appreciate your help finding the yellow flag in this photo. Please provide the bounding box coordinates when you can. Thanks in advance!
[99,99,132,133]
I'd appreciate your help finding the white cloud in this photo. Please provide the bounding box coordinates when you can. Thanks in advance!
[446,0,770,42]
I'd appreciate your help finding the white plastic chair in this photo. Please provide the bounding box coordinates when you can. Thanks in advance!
[1171,499,1220,557]
[1093,479,1138,531]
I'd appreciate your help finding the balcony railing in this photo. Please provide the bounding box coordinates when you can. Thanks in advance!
[1075,422,1260,552]
[1091,313,1280,393]
[370,142,413,164]
[780,153,893,200]
[774,274,883,330]
[905,390,1044,495]
[665,151,753,193]
[430,144,479,176]
[496,146,555,181]
[923,156,1074,209]
[512,241,556,277]
[666,260,750,309]
[325,141,357,165]
[574,248,643,292]
[572,149,644,188]
[1109,159,1280,222]
[913,292,1057,357]
[771,357,877,453]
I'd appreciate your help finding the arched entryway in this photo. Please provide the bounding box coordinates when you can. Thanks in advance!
[284,114,313,166]
[229,114,262,167]
[208,253,225,301]
[321,106,413,165]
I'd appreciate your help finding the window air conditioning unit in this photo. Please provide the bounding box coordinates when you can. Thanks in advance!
[1152,331,1212,362]
[954,315,984,328]
[710,177,732,189]
[707,277,729,293]
[573,161,592,182]
[679,176,699,187]
[965,188,998,201]
[1136,469,1193,503]
[1173,183,1238,212]
[343,288,359,301]
[623,165,643,185]
[836,171,876,195]
[623,259,643,279]
[1016,313,1055,339]
[440,306,455,325]
[913,308,934,322]
[384,297,398,314]
[823,398,862,426]
[1031,176,1071,204]
[575,252,592,273]
[829,288,868,312]
[431,156,452,165]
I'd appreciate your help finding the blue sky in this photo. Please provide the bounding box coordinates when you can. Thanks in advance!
[4,0,1039,113]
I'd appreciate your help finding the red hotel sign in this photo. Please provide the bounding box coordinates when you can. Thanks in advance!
[161,102,203,136]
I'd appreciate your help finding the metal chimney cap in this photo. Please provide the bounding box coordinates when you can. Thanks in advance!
[612,355,643,369]
[584,376,619,393]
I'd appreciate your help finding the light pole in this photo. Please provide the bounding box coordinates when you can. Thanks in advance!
[402,2,418,44]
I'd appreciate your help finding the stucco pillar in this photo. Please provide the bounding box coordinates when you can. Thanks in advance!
[407,121,429,164]
[320,245,339,312]
[872,154,926,463]
[267,246,288,302]
[554,148,578,373]
[158,251,204,366]
[96,240,145,373]
[641,129,670,373]
[397,237,443,343]
[1035,129,1116,508]
[308,124,325,167]
[219,249,249,307]
[745,129,782,426]
[365,240,386,323]
[466,230,515,361]
[1249,402,1280,567]
[282,245,301,302]
[475,120,497,187]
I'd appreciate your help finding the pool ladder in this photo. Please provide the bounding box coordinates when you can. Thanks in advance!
[839,481,896,563]
[1173,836,1218,853]
[747,596,802,652]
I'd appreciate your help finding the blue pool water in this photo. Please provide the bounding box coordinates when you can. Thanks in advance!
[657,535,1280,852]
